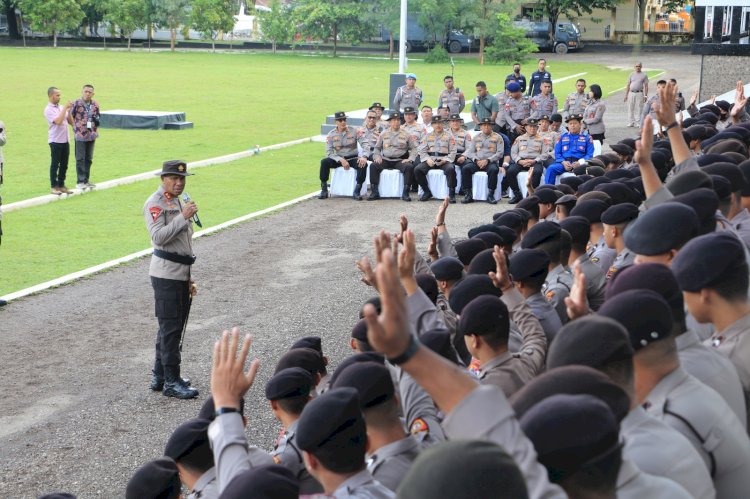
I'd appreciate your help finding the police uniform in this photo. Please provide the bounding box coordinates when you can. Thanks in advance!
[527,70,552,97]
[367,436,423,492]
[494,92,508,129]
[544,114,594,185]
[583,99,606,141]
[357,123,380,161]
[530,92,558,120]
[401,106,426,142]
[508,248,562,342]
[606,248,634,280]
[563,91,590,118]
[164,418,218,499]
[438,87,465,114]
[393,74,423,112]
[503,92,531,141]
[506,122,550,201]
[414,118,457,202]
[506,71,527,93]
[641,94,660,128]
[588,236,617,273]
[370,112,417,202]
[461,118,503,204]
[574,254,606,309]
[525,292,563,342]
[144,160,199,399]
[542,264,572,324]
[319,112,365,199]
[448,116,473,169]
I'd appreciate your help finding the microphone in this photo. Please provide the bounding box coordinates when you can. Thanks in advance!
[182,193,202,228]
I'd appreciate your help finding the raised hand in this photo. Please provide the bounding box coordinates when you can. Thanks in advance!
[636,117,654,164]
[488,245,513,292]
[211,327,260,410]
[731,81,747,119]
[654,84,678,127]
[564,262,590,320]
[428,226,439,261]
[397,229,416,280]
[435,197,449,227]
[356,255,378,290]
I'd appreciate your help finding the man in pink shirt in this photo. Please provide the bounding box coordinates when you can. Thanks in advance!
[44,87,72,195]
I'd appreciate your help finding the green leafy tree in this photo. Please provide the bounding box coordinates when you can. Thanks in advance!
[365,0,400,59]
[459,0,504,64]
[414,0,458,46]
[154,0,191,51]
[537,0,623,40]
[18,0,85,47]
[78,0,105,37]
[293,0,374,57]
[257,0,293,53]
[2,0,21,38]
[191,0,235,51]
[105,0,147,50]
[484,12,537,65]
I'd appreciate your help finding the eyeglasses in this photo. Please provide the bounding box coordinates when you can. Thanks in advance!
[367,116,377,120]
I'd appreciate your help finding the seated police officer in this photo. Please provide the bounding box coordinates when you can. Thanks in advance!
[414,116,458,203]
[462,117,504,205]
[506,119,550,203]
[319,111,367,200]
[369,112,418,202]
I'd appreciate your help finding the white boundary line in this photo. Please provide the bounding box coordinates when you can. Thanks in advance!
[0,191,320,303]
[552,72,587,84]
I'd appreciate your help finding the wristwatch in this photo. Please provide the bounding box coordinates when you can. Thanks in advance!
[387,334,420,365]
[214,407,240,417]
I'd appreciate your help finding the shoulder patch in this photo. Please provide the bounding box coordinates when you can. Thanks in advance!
[273,455,281,465]
[410,418,429,435]
[545,290,556,300]
[149,206,162,222]
[606,266,618,280]
[591,257,600,264]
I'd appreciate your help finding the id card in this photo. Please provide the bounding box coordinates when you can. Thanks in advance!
[87,121,92,129]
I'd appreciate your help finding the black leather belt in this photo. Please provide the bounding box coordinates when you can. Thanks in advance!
[154,249,196,265]
[429,152,447,158]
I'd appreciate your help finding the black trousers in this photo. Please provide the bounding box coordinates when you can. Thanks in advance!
[151,276,190,368]
[74,140,95,183]
[415,160,456,189]
[49,142,69,188]
[319,157,366,184]
[503,161,543,197]
[461,161,500,191]
[370,157,414,186]
[591,133,605,143]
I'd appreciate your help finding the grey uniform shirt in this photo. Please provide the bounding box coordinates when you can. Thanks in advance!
[271,420,324,495]
[470,131,504,163]
[504,95,531,131]
[563,92,590,117]
[393,85,423,111]
[616,457,692,499]
[730,208,750,250]
[576,254,606,310]
[144,186,193,281]
[583,99,606,135]
[401,122,426,142]
[357,125,381,157]
[438,88,465,114]
[530,93,558,120]
[511,133,550,163]
[543,264,572,324]
[418,130,457,163]
[449,128,472,156]
[588,235,617,272]
[641,95,660,126]
[525,292,563,342]
[373,129,418,162]
[367,435,424,492]
[331,469,395,498]
[326,126,359,162]
[187,467,218,499]
[622,406,716,499]
[494,92,508,127]
[643,367,750,498]
[606,248,635,280]
[396,368,446,447]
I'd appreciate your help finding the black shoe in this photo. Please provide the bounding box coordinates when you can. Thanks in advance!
[368,184,380,201]
[401,188,411,202]
[509,195,523,204]
[419,189,433,202]
[487,190,498,205]
[163,381,199,399]
[410,185,418,193]
[457,188,464,196]
[353,184,363,201]
[318,181,328,199]
[461,192,474,204]
[150,371,191,391]
[0,299,6,307]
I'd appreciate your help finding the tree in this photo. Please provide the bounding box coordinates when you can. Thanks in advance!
[78,0,105,37]
[2,0,21,39]
[18,0,85,47]
[154,0,191,51]
[414,0,459,46]
[257,0,293,53]
[484,11,537,64]
[105,0,147,50]
[459,0,504,64]
[293,0,374,57]
[191,0,235,51]
[365,0,400,59]
[537,0,623,40]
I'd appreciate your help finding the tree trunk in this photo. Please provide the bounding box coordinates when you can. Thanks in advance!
[4,2,20,39]
[128,36,131,51]
[332,23,337,57]
[53,31,58,48]
[638,1,647,44]
[272,40,276,53]
[389,33,394,60]
[479,35,485,65]
[212,39,216,52]
[170,27,176,51]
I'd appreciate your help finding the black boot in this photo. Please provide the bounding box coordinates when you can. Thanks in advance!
[163,366,199,399]
[509,191,523,204]
[448,188,456,204]
[461,190,474,204]
[368,184,380,201]
[487,189,498,205]
[353,184,363,201]
[410,182,419,193]
[401,187,411,202]
[150,359,191,391]
[419,186,433,202]
[318,181,328,199]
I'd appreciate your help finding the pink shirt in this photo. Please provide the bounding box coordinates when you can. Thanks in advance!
[44,102,69,144]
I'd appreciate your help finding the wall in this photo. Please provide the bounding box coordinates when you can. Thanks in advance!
[699,55,750,101]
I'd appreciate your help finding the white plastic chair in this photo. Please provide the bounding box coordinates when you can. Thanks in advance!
[330,166,368,197]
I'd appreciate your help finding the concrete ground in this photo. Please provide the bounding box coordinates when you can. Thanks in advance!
[0,49,702,498]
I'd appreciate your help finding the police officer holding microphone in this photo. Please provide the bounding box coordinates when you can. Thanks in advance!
[143,160,200,400]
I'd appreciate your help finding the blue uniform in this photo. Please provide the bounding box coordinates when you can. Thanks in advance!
[544,132,594,185]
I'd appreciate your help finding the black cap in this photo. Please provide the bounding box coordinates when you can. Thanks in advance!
[432,116,444,124]
[157,160,192,177]
[521,221,561,249]
[493,211,524,232]
[397,440,529,499]
[329,352,385,386]
[603,169,636,181]
[479,117,494,125]
[421,329,461,364]
[331,361,394,409]
[274,348,325,375]
[516,195,540,212]
[606,263,683,323]
[458,295,509,337]
[555,194,577,207]
[534,188,558,205]
[672,231,746,292]
[351,318,369,342]
[496,226,518,245]
[598,289,673,351]
[623,203,698,255]
[126,458,180,499]
[334,111,348,120]
[430,256,464,281]
[578,191,612,206]
[667,188,719,235]
[369,102,384,110]
[388,112,402,121]
[666,169,713,195]
[547,315,633,370]
[578,176,611,195]
[290,336,322,355]
[221,465,299,499]
[403,106,417,114]
[609,143,634,157]
[558,216,591,247]
[526,118,539,126]
[509,249,550,282]
[472,231,505,249]
[510,365,631,423]
[468,223,506,238]
[455,238,487,266]
[559,176,584,191]
[164,418,211,462]
[601,203,638,225]
[697,153,732,167]
[467,248,498,275]
[595,182,637,205]
[739,160,750,196]
[449,275,502,314]
[565,113,584,123]
[265,367,314,401]
[703,162,749,192]
[449,113,463,121]
[569,199,609,223]
[417,272,439,303]
[710,174,733,200]
[586,165,606,178]
[550,113,563,123]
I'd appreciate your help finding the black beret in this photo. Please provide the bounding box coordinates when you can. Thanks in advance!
[331,361,394,408]
[351,318,369,342]
[555,194,577,207]
[609,143,634,157]
[716,100,731,112]
[577,191,613,205]
[569,199,609,223]
[509,249,550,282]
[702,162,749,192]
[723,152,748,165]
[601,203,639,226]
[126,458,180,499]
[578,177,611,195]
[606,262,683,322]
[586,165,606,178]
[682,117,698,128]
[700,104,721,116]
[329,352,385,386]
[516,195,540,212]
[164,418,211,462]
[622,177,645,199]
[550,113,563,123]
[472,231,505,249]
[290,336,322,355]
[274,348,325,375]
[458,295,509,336]
[684,125,710,142]
[603,168,636,180]
[197,396,245,421]
[695,112,719,125]
[510,365,631,423]
[265,367,314,401]
[421,329,461,364]
[726,124,750,141]
[468,248,498,275]
[513,208,532,224]
[595,182,636,205]
[650,151,670,172]
[547,315,633,370]
[709,174,733,200]
[520,394,620,482]
[666,169,713,195]
[667,188,719,235]
[598,289,673,351]
[359,296,382,318]
[697,153,732,167]
[558,216,591,246]
[619,137,637,150]
[449,275,502,315]
[671,231,746,292]
[555,184,576,195]
[623,203,698,255]
[296,387,366,459]
[221,465,299,499]
[493,210,524,231]
[416,273,439,303]
[559,176,584,190]
[577,174,594,183]
[521,221,561,249]
[495,226,518,245]
[455,238,487,266]
[430,256,465,281]
[534,188,558,204]
[587,158,606,170]
[467,223,504,238]
[739,160,750,196]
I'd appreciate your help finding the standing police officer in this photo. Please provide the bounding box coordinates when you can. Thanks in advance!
[144,160,199,400]
[527,58,552,97]
[438,76,465,114]
[544,114,594,185]
[563,79,590,119]
[393,73,423,112]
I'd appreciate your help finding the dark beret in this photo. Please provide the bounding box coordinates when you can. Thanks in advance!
[555,194,577,207]
[496,226,518,245]
[684,125,710,142]
[472,231,505,249]
[601,203,639,226]
[577,191,612,206]
[513,207,531,224]
[609,143,634,157]
[468,248,498,275]
[164,418,211,462]
[701,104,721,116]
[697,153,732,167]
[296,387,366,459]
[558,216,591,247]
[696,112,719,125]
[416,273,439,303]
[598,289,673,351]
[666,169,713,195]
[265,367,314,401]
[359,296,381,318]
[506,82,522,92]
[715,100,731,112]
[603,168,636,181]
[455,238,487,266]
[329,352,385,386]
[291,336,322,355]
[586,165,606,178]
[421,329,461,364]
[510,365,631,423]
[516,195,540,212]
[520,394,620,482]
[397,440,528,499]
[619,137,637,150]
[577,174,594,183]
[221,465,299,499]
[126,458,180,499]
[331,361,394,408]
[578,177,612,195]
[274,348,325,375]
[351,318,369,342]
[534,188,558,204]
[739,160,750,196]
[667,188,719,235]
[550,113,563,123]
[723,152,748,165]
[622,177,645,199]
[606,262,683,323]
[594,182,636,205]
[449,275,502,315]
[726,124,750,141]
[682,117,698,128]
[521,221,561,249]
[709,174,733,200]
[458,295,509,337]
[671,231,746,292]
[586,158,606,169]
[430,256,465,282]
[467,223,504,238]
[559,175,584,190]
[650,151,670,172]
[555,184,576,195]
[509,249,550,282]
[197,396,245,421]
[493,210,524,231]
[547,315,633,370]
[570,199,610,223]
[623,203,699,255]
[702,162,749,192]
[571,165,588,176]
